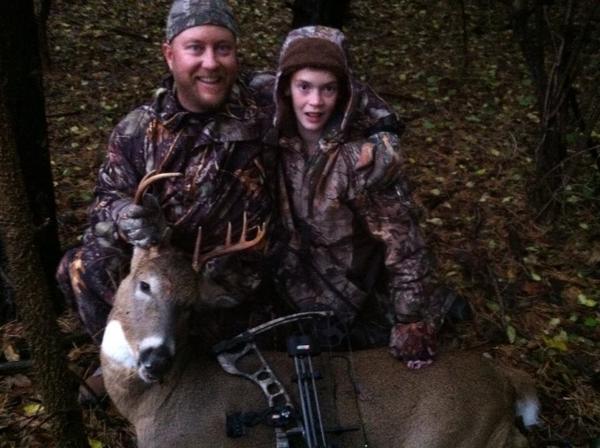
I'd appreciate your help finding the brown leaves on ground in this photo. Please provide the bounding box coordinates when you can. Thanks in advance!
[0,0,598,447]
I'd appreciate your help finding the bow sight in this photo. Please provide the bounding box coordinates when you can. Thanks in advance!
[213,311,360,448]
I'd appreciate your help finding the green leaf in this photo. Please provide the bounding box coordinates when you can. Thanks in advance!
[518,95,534,107]
[583,317,598,328]
[577,294,597,307]
[486,301,500,312]
[566,133,579,145]
[506,325,517,344]
[89,440,103,448]
[422,120,435,130]
[543,330,568,351]
[23,403,44,416]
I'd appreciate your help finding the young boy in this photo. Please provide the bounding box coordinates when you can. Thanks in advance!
[268,26,453,368]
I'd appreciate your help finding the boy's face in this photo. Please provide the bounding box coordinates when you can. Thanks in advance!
[162,25,238,112]
[289,68,339,138]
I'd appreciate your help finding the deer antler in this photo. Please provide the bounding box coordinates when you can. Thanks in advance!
[192,212,266,272]
[134,170,182,205]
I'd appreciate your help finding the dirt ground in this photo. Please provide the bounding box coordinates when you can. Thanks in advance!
[1,0,599,447]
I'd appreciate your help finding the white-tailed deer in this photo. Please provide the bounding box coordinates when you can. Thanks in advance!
[101,176,539,448]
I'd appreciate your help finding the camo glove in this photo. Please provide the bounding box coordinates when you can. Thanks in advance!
[116,194,166,248]
[389,321,437,370]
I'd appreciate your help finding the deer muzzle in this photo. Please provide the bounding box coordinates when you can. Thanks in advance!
[138,345,174,383]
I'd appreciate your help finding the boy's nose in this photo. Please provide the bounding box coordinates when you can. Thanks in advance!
[308,91,323,105]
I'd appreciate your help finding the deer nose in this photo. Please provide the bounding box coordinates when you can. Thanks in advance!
[139,345,173,381]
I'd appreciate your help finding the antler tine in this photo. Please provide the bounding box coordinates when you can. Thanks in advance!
[134,171,182,205]
[192,215,266,272]
[192,226,203,272]
[225,222,233,246]
[240,211,248,242]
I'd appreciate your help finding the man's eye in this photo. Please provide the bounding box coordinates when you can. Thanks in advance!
[187,44,203,53]
[216,43,233,55]
[139,281,151,293]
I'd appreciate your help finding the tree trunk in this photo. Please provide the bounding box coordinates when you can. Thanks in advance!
[0,74,89,448]
[0,0,63,314]
[0,2,88,446]
[0,238,16,322]
[509,0,598,220]
[291,0,350,29]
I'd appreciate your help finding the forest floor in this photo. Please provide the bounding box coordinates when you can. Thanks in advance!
[1,0,599,447]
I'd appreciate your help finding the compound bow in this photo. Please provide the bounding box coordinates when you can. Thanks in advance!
[212,311,360,448]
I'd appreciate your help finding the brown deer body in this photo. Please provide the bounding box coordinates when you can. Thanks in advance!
[101,248,539,447]
[101,173,539,447]
[103,337,538,447]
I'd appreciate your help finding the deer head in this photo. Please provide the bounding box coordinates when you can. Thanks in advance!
[100,171,266,384]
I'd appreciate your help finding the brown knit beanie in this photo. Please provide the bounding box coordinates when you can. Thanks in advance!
[279,37,347,81]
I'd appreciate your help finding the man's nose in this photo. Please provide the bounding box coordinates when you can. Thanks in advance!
[202,48,218,70]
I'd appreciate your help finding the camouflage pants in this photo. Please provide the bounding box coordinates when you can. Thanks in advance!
[56,237,130,343]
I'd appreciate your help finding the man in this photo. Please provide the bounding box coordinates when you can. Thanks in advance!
[57,0,271,345]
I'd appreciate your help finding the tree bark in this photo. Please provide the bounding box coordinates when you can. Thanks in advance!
[290,0,350,29]
[509,0,598,219]
[0,0,63,313]
[0,2,88,446]
[0,78,89,448]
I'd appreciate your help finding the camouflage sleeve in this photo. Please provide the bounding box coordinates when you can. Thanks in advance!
[352,181,432,324]
[353,131,403,191]
[87,107,150,246]
[247,70,276,107]
[352,81,406,190]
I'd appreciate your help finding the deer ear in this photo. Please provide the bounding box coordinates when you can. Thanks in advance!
[195,275,241,309]
[195,294,240,310]
[157,227,173,249]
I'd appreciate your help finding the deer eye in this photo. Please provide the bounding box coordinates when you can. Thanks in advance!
[139,281,151,293]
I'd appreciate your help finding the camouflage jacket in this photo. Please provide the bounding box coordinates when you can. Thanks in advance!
[266,26,432,326]
[87,74,270,295]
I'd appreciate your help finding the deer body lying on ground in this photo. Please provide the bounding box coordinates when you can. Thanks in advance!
[103,328,539,448]
[100,252,540,447]
[101,172,539,447]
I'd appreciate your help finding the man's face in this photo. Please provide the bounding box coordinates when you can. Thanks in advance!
[162,25,238,112]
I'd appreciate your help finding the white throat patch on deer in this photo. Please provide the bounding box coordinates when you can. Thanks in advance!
[102,320,136,369]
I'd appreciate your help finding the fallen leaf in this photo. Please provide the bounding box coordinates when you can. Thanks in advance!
[23,403,44,416]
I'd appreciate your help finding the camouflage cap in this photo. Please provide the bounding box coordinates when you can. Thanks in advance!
[166,0,239,42]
